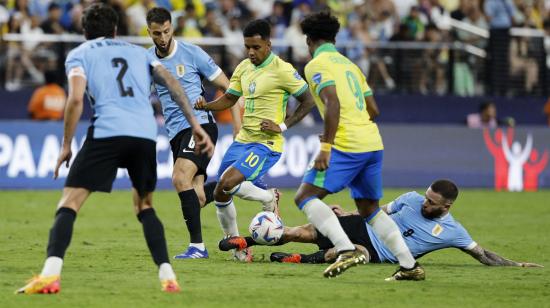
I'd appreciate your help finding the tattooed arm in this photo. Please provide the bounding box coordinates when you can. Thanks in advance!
[464,244,543,267]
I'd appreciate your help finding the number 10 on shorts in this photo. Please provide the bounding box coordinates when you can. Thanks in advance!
[245,152,260,167]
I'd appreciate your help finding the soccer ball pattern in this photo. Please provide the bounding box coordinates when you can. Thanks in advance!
[248,211,284,245]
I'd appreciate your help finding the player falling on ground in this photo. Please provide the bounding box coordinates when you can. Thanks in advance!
[16,4,214,294]
[195,19,315,261]
[146,7,241,259]
[276,11,422,279]
[220,179,543,269]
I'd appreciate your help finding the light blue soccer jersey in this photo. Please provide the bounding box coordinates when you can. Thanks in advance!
[65,38,158,141]
[367,192,477,263]
[148,40,222,140]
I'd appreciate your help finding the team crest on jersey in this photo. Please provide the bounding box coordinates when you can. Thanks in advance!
[431,223,443,236]
[294,71,302,80]
[176,64,185,77]
[312,73,322,84]
[249,81,256,94]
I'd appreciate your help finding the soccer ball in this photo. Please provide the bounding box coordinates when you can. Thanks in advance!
[248,211,284,245]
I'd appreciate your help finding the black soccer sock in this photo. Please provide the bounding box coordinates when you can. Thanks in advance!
[46,207,77,258]
[300,250,328,264]
[204,181,217,205]
[137,208,169,266]
[178,189,203,243]
[245,236,257,247]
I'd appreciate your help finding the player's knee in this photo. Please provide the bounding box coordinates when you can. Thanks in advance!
[171,171,193,190]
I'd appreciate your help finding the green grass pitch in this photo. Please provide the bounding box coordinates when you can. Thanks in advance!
[1,189,549,307]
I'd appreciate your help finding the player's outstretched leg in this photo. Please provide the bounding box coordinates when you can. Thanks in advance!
[295,184,364,278]
[135,191,180,292]
[16,188,90,294]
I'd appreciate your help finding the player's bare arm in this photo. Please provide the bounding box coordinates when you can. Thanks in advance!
[210,73,242,135]
[314,85,340,171]
[260,90,315,133]
[464,244,543,267]
[365,95,380,119]
[194,92,240,111]
[152,65,214,156]
[54,75,86,179]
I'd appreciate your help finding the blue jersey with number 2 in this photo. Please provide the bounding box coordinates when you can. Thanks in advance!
[65,37,158,141]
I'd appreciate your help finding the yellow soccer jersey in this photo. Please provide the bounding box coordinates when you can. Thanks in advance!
[227,53,308,152]
[305,43,383,153]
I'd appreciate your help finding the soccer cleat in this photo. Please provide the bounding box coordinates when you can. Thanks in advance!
[218,236,248,252]
[323,249,367,278]
[15,275,60,294]
[262,188,281,216]
[173,246,209,259]
[385,262,426,281]
[161,279,181,293]
[233,247,253,262]
[270,252,302,263]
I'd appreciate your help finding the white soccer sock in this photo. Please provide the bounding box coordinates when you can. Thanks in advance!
[189,243,205,251]
[302,198,355,253]
[40,256,63,277]
[158,263,176,281]
[229,181,273,204]
[367,210,416,269]
[215,199,239,236]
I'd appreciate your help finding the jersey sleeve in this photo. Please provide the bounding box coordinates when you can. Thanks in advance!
[386,191,424,214]
[451,223,477,250]
[359,68,373,97]
[279,64,308,97]
[305,60,335,96]
[227,60,246,97]
[146,51,162,69]
[193,45,222,82]
[65,48,87,79]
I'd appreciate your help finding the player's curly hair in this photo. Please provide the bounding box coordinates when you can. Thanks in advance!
[300,11,340,43]
[431,179,459,202]
[243,19,271,40]
[82,4,118,40]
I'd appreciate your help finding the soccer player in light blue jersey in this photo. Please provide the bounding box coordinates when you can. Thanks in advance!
[16,4,214,294]
[146,7,241,259]
[221,179,543,269]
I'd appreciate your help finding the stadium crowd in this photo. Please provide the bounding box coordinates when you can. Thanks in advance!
[0,0,549,95]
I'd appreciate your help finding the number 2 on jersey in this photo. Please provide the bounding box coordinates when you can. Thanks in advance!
[345,71,365,111]
[112,58,134,97]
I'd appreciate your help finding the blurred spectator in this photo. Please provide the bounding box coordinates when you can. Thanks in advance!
[200,7,223,37]
[403,5,426,40]
[246,0,274,19]
[420,0,451,30]
[40,2,64,34]
[0,0,8,30]
[419,24,447,94]
[174,3,202,38]
[485,0,519,96]
[392,0,418,20]
[127,0,155,35]
[544,99,550,126]
[222,16,244,69]
[467,101,515,128]
[27,70,65,121]
[456,0,488,48]
[509,36,539,94]
[103,0,129,36]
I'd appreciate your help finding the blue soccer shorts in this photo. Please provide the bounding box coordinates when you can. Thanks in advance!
[302,148,383,200]
[218,141,281,183]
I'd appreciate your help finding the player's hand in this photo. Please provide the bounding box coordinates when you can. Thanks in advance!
[519,262,544,268]
[260,119,280,134]
[330,204,346,216]
[192,126,215,157]
[313,150,331,171]
[54,145,72,179]
[194,96,208,110]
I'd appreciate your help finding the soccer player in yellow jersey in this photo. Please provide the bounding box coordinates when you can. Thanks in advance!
[293,11,425,280]
[195,19,315,260]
